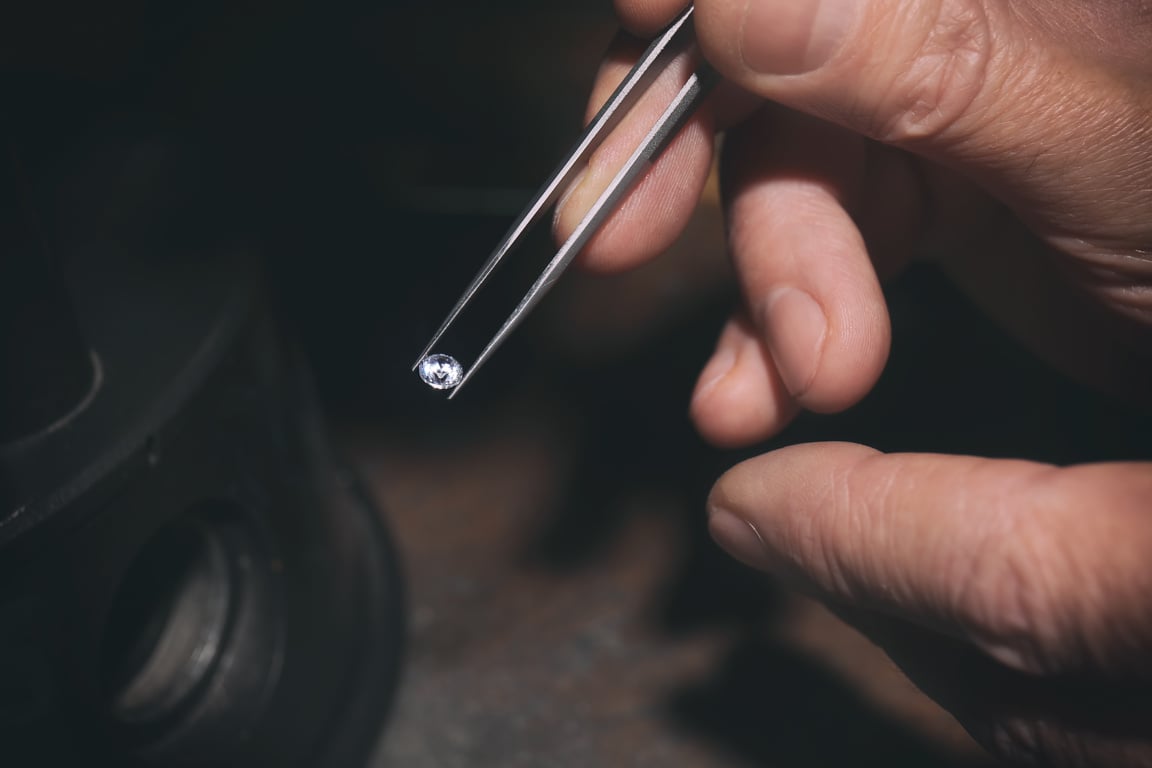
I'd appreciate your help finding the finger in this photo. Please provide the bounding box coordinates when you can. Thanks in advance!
[553,34,715,273]
[691,0,1152,249]
[707,442,1152,679]
[690,312,797,447]
[612,0,692,37]
[720,106,893,411]
[841,608,1152,767]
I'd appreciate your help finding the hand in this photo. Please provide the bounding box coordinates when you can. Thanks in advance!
[554,0,1152,764]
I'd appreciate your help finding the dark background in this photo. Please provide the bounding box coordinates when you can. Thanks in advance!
[4,1,1149,765]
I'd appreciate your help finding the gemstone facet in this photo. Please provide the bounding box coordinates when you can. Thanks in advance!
[418,354,464,390]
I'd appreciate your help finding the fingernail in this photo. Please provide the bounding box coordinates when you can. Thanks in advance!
[761,287,826,397]
[694,345,737,402]
[741,0,856,75]
[556,167,588,214]
[708,507,768,570]
[552,168,589,240]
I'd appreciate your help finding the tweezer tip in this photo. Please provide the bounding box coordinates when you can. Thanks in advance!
[445,373,472,399]
[412,344,436,371]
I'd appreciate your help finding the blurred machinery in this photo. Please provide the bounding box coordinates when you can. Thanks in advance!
[0,117,404,766]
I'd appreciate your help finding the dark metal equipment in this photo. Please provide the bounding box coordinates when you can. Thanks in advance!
[0,124,404,766]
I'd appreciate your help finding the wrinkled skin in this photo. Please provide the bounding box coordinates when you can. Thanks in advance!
[555,1,1152,764]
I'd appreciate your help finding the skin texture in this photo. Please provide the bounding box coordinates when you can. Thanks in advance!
[554,0,1152,764]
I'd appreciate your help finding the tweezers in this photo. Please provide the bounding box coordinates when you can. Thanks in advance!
[414,4,717,397]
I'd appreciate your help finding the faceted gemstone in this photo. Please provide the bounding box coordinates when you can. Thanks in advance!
[418,354,463,390]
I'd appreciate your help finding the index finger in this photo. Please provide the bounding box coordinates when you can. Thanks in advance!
[708,442,1152,680]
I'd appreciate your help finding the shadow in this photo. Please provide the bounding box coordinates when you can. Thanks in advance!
[664,637,975,768]
[511,290,789,632]
[520,294,728,567]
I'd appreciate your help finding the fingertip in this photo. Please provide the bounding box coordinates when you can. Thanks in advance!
[710,441,880,518]
[731,217,892,415]
[690,316,796,447]
[612,0,691,37]
[693,0,753,82]
[707,441,882,573]
[788,285,891,413]
[706,506,769,570]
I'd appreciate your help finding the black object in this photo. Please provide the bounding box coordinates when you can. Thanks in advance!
[0,127,404,766]
[0,150,95,444]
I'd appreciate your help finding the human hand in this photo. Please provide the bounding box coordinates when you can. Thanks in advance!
[554,0,1152,763]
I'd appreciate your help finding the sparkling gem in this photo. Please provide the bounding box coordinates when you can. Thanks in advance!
[418,354,463,390]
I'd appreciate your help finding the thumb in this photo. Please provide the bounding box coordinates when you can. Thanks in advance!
[692,0,1152,246]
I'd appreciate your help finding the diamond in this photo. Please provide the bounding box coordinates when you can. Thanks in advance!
[417,354,464,390]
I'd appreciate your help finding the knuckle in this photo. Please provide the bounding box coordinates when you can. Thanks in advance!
[813,452,895,600]
[1057,246,1152,325]
[983,718,1133,768]
[964,467,1152,680]
[986,718,1047,766]
[872,0,995,144]
[985,719,1081,767]
[954,480,1070,674]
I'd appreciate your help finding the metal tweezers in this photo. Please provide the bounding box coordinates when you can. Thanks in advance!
[414,5,716,397]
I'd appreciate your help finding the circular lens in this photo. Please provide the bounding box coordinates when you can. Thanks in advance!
[100,518,233,724]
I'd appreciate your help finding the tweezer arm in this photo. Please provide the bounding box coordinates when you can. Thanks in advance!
[413,5,698,368]
[449,62,720,398]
